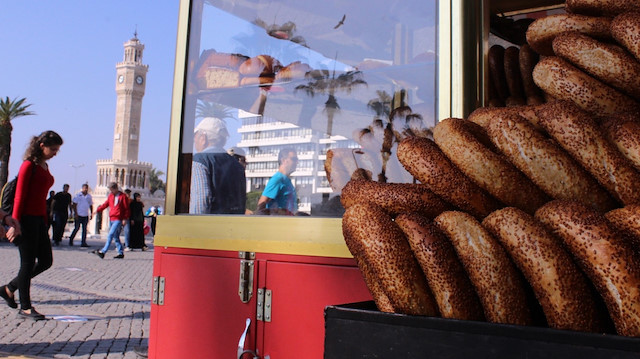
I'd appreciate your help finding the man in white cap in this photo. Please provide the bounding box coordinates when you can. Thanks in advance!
[227,146,247,169]
[190,117,246,214]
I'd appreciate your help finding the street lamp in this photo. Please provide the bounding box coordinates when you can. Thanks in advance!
[69,163,85,194]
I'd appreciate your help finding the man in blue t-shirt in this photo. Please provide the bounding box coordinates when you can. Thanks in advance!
[257,148,298,215]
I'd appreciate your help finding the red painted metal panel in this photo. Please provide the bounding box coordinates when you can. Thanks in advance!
[150,253,258,359]
[256,252,359,267]
[148,248,163,359]
[261,261,372,358]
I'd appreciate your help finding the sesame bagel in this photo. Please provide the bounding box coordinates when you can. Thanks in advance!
[601,114,640,171]
[612,12,640,62]
[566,0,640,17]
[525,14,612,56]
[605,205,640,249]
[504,46,526,106]
[325,148,373,192]
[433,118,549,215]
[238,54,281,76]
[397,137,502,219]
[552,31,640,100]
[519,44,545,105]
[486,113,617,212]
[482,207,606,332]
[340,179,452,218]
[535,101,640,205]
[434,211,532,325]
[395,213,484,321]
[533,57,640,116]
[468,103,547,131]
[489,45,509,103]
[535,200,640,337]
[342,203,439,316]
[352,255,395,313]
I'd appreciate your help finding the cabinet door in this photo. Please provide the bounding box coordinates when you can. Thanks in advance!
[153,253,258,359]
[262,261,371,358]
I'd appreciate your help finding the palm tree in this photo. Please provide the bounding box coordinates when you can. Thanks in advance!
[195,100,235,120]
[367,90,393,120]
[149,168,166,194]
[0,97,35,187]
[294,69,367,136]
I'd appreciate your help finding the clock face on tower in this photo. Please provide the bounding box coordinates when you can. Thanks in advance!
[118,75,124,83]
[136,75,144,85]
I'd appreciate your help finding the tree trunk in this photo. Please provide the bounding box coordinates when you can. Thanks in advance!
[0,125,12,189]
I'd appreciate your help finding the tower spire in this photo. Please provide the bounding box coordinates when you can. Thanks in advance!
[134,25,138,39]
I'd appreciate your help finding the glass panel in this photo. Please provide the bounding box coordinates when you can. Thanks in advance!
[180,0,438,216]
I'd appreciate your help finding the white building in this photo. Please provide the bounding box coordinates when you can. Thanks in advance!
[235,110,357,214]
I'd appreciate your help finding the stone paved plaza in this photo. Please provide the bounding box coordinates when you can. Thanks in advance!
[0,233,153,359]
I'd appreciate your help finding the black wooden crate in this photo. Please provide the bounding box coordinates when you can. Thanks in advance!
[324,301,640,359]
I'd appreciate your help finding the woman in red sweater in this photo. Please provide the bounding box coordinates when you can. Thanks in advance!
[0,131,63,320]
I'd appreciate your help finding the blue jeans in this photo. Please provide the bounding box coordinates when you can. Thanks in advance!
[69,216,89,244]
[101,220,124,254]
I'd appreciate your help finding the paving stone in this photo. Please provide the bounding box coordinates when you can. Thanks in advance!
[0,234,154,358]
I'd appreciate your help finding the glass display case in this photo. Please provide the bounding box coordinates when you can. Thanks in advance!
[149,0,563,358]
[156,0,492,254]
[177,0,442,217]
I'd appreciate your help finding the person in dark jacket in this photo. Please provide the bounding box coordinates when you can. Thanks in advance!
[45,190,55,239]
[189,117,246,214]
[128,193,146,250]
[51,184,72,246]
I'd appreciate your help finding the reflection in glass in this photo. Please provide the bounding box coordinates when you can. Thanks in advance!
[180,0,438,216]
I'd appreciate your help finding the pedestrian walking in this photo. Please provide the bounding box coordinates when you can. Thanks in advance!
[45,190,54,238]
[128,192,147,250]
[0,130,63,320]
[91,182,129,259]
[256,147,298,215]
[68,183,93,247]
[122,188,132,251]
[147,206,158,236]
[51,183,72,246]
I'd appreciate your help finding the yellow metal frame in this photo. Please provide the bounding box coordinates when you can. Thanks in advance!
[441,0,487,119]
[154,215,349,257]
[159,0,484,256]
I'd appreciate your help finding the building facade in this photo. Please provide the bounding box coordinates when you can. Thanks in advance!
[235,111,357,215]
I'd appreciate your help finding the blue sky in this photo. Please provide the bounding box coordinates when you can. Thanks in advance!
[1,1,179,194]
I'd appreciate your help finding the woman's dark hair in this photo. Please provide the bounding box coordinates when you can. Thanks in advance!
[133,192,141,200]
[23,130,63,163]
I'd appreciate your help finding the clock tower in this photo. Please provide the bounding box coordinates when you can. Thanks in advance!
[113,34,148,161]
[93,33,164,233]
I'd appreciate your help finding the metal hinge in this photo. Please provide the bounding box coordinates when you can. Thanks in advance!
[152,276,165,305]
[238,252,255,303]
[256,288,272,322]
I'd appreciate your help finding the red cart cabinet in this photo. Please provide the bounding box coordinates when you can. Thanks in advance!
[148,231,372,359]
[149,249,259,359]
[259,259,371,358]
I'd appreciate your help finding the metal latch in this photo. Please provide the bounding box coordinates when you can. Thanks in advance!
[256,288,272,322]
[238,252,255,303]
[152,276,165,305]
